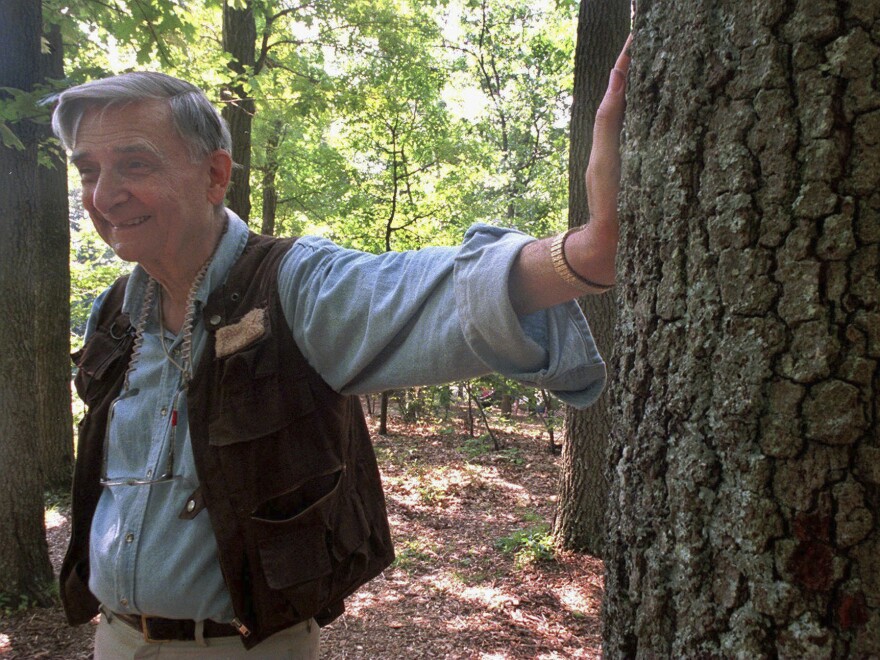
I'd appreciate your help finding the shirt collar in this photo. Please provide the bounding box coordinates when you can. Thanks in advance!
[121,209,251,320]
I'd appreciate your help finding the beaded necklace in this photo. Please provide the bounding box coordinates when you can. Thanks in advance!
[122,217,228,391]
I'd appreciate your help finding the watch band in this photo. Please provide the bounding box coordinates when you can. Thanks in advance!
[550,227,614,294]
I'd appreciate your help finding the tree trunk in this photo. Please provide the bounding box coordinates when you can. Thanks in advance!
[222,0,256,222]
[499,393,512,417]
[36,19,74,492]
[261,170,278,236]
[605,2,879,656]
[0,0,54,605]
[260,120,283,236]
[553,0,630,557]
[466,388,475,437]
[378,391,390,436]
[539,388,558,454]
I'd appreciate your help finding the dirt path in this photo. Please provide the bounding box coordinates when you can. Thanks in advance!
[1,413,603,659]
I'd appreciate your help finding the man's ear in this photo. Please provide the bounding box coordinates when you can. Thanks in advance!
[207,150,233,206]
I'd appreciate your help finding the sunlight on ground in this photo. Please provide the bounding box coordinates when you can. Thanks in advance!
[346,585,403,609]
[45,508,66,530]
[428,573,517,612]
[559,583,596,617]
[0,633,10,651]
[386,462,534,512]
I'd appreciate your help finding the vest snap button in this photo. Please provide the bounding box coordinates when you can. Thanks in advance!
[187,499,196,513]
[209,315,222,326]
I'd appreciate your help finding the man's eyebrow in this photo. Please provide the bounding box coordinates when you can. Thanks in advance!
[70,142,162,164]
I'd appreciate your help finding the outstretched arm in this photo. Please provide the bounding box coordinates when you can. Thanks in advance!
[509,35,631,316]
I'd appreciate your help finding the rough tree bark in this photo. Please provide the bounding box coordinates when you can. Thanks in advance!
[553,0,630,557]
[0,0,55,604]
[222,0,256,221]
[605,1,879,656]
[36,19,74,491]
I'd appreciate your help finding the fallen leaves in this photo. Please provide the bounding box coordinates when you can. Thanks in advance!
[321,412,604,659]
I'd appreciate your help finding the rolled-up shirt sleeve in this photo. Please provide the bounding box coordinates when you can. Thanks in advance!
[277,223,606,408]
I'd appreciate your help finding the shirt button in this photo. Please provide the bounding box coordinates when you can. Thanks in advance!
[160,407,168,416]
[125,533,134,543]
[120,598,129,607]
[186,499,196,513]
[146,469,153,479]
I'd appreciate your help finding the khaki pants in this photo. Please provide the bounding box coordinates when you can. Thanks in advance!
[94,612,319,659]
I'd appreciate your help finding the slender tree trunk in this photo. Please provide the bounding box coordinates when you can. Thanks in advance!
[261,171,278,236]
[260,170,278,236]
[539,388,558,454]
[36,19,74,492]
[464,382,500,450]
[222,0,256,222]
[0,0,54,605]
[605,2,879,656]
[378,391,390,436]
[466,389,475,437]
[499,393,512,417]
[260,120,283,236]
[553,0,630,557]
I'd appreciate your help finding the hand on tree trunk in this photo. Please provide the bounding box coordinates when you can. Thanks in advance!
[509,34,632,316]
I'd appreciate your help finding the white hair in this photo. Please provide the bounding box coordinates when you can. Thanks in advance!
[52,71,231,160]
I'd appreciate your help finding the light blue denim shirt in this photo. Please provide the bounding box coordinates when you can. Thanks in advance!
[86,211,606,622]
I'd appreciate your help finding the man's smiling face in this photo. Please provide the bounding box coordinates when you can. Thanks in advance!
[72,100,219,270]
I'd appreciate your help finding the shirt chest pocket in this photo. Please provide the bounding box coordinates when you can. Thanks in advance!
[207,317,315,446]
[73,326,132,407]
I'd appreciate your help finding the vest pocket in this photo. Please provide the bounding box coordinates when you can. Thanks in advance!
[253,466,343,592]
[251,465,372,618]
[72,329,131,404]
[207,373,300,445]
[208,328,315,445]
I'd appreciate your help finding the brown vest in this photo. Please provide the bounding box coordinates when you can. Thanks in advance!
[63,232,395,648]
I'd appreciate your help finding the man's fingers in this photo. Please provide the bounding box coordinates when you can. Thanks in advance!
[594,36,631,146]
[587,35,632,226]
[615,33,633,75]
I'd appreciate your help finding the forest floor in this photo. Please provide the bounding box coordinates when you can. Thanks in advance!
[0,408,604,659]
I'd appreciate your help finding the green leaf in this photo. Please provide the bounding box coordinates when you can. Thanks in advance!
[0,122,25,151]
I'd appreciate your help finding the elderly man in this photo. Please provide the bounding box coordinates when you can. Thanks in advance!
[54,39,630,658]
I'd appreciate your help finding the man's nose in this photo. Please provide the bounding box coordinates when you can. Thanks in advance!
[90,169,130,214]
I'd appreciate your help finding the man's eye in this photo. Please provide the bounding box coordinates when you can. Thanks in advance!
[77,168,97,182]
